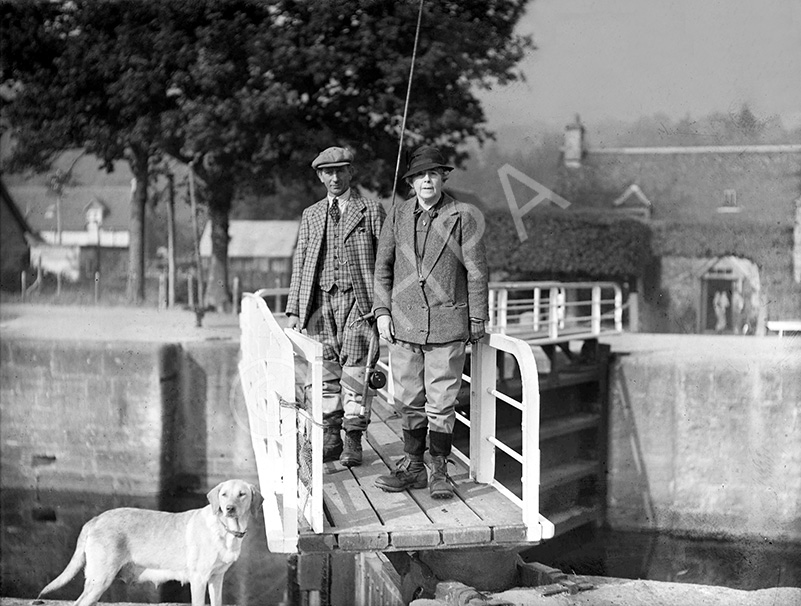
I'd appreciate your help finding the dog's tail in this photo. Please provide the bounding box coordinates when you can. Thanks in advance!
[37,523,88,598]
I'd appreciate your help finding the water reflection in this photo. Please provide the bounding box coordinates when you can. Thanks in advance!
[1,488,288,605]
[523,525,801,590]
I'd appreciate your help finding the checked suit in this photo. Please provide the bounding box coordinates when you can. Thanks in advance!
[287,190,385,431]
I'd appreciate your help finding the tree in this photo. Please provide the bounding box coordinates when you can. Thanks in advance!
[164,0,532,309]
[1,1,187,303]
[3,0,532,309]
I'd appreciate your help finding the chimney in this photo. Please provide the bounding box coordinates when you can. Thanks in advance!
[563,114,585,168]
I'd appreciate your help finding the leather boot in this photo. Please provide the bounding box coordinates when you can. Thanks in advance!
[375,454,427,492]
[322,413,343,462]
[429,455,454,499]
[429,430,454,499]
[340,430,363,467]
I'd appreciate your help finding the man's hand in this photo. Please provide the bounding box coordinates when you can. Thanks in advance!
[287,314,301,331]
[377,315,395,343]
[469,318,486,343]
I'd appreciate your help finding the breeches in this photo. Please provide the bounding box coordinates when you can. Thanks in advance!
[388,339,466,434]
[305,285,376,422]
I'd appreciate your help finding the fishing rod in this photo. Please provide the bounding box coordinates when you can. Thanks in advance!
[389,0,425,205]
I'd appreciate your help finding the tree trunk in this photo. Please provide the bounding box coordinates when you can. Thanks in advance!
[126,150,149,304]
[204,181,234,312]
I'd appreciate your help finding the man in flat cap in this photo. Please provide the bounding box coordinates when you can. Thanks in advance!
[286,146,386,467]
[372,145,488,499]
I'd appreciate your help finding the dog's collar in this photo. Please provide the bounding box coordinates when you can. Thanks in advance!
[219,517,246,538]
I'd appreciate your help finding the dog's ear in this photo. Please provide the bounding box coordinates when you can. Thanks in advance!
[249,483,264,516]
[207,482,223,513]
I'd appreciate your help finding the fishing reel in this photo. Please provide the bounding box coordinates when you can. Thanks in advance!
[368,369,386,389]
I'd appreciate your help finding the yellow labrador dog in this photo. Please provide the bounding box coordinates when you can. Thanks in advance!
[37,479,263,606]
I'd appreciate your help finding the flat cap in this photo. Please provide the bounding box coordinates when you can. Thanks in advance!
[311,146,353,169]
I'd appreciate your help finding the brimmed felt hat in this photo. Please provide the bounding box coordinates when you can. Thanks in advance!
[311,146,353,169]
[402,145,454,179]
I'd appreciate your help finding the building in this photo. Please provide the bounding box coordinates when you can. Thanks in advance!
[0,179,37,291]
[555,119,801,334]
[199,220,299,294]
[4,150,132,281]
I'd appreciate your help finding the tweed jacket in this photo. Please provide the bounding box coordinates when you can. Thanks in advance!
[372,192,488,344]
[287,192,385,328]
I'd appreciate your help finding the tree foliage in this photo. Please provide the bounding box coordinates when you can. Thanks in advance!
[2,0,531,308]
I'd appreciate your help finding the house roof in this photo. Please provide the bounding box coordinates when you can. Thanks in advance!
[555,145,801,226]
[0,177,35,235]
[3,149,192,233]
[199,220,299,258]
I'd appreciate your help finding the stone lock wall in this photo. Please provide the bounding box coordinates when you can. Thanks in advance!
[607,335,801,541]
[0,337,257,499]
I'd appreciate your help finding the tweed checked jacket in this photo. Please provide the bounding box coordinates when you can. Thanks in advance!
[372,193,488,344]
[287,192,385,328]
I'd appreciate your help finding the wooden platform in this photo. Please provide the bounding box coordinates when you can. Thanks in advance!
[299,395,531,553]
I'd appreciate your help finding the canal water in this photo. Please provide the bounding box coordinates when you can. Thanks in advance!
[522,524,801,591]
[2,489,799,604]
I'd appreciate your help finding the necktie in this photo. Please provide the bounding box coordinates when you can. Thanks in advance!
[329,197,340,224]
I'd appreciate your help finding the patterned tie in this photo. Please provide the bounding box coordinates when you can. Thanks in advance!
[329,197,340,224]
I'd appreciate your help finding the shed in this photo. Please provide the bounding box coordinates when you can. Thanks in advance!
[199,220,299,292]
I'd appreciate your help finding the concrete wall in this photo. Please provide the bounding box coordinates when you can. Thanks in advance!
[2,330,799,543]
[0,337,256,499]
[606,335,801,542]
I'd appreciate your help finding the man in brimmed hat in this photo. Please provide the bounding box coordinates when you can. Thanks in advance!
[286,146,386,467]
[372,145,488,499]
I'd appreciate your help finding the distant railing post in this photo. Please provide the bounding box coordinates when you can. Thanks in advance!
[591,285,601,334]
[548,287,559,339]
[533,287,541,331]
[158,273,167,310]
[626,288,636,332]
[56,271,62,297]
[497,288,508,332]
[94,271,100,304]
[232,276,240,314]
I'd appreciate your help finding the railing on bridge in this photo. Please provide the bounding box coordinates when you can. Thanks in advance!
[488,281,623,343]
[238,291,554,553]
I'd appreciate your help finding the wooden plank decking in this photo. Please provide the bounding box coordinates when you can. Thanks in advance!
[297,395,531,553]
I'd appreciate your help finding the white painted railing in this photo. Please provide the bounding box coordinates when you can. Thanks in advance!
[488,281,623,342]
[380,331,553,542]
[239,292,324,553]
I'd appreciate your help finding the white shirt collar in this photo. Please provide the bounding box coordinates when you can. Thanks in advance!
[328,189,351,210]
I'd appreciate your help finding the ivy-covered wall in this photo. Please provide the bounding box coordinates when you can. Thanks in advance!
[484,209,653,280]
[482,210,800,330]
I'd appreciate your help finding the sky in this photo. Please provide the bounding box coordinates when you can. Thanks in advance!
[476,0,801,145]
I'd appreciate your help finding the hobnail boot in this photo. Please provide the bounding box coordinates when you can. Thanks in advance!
[375,455,427,492]
[429,455,454,499]
[340,430,363,467]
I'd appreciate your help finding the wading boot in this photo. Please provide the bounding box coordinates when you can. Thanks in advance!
[429,455,454,499]
[340,430,363,467]
[375,454,427,492]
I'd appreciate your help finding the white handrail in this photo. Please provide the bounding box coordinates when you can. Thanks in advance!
[488,281,623,341]
[238,292,324,553]
[466,332,555,542]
